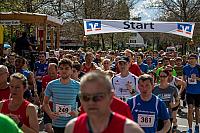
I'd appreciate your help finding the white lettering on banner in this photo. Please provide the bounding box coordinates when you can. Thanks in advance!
[56,104,71,117]
[84,19,195,38]
[138,114,155,127]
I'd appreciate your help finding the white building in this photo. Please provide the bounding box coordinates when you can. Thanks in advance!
[127,33,147,48]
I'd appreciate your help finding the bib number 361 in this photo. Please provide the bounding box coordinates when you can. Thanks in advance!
[138,114,155,127]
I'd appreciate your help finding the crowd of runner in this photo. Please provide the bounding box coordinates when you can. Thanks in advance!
[0,45,199,133]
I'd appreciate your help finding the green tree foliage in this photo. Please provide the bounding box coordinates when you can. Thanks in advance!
[0,0,136,50]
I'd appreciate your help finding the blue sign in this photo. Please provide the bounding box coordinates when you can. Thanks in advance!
[177,23,192,34]
[86,21,101,32]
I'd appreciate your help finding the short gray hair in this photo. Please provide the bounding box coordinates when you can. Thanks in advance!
[80,71,113,92]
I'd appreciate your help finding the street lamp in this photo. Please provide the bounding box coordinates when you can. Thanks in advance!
[83,35,87,52]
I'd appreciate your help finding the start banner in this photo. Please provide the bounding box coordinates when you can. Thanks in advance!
[84,19,195,38]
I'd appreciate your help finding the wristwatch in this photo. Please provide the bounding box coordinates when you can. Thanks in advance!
[17,121,23,128]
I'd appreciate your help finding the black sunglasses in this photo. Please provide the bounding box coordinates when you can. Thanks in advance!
[79,92,108,102]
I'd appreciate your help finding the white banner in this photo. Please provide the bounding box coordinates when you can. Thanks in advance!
[84,19,195,38]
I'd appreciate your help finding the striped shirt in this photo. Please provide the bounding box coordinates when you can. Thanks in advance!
[45,78,80,127]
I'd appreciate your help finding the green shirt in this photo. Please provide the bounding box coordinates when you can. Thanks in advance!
[0,113,23,133]
[156,66,177,83]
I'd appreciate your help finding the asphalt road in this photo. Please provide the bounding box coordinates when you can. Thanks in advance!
[176,105,197,133]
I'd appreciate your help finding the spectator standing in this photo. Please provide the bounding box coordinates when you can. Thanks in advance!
[15,32,33,56]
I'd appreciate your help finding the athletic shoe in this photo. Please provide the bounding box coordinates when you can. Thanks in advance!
[186,128,192,133]
[195,125,199,133]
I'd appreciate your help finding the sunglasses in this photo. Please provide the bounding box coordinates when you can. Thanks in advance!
[79,92,108,102]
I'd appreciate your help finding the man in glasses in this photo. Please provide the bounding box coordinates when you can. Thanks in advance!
[156,56,177,83]
[43,58,80,133]
[183,53,200,133]
[65,71,144,133]
[153,69,179,133]
[127,74,170,133]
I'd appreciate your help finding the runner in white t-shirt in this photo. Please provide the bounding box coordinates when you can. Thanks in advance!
[112,56,139,101]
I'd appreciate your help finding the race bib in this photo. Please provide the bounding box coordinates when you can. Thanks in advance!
[188,77,197,84]
[56,104,71,117]
[138,114,155,127]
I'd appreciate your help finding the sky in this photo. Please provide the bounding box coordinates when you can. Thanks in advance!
[130,0,162,21]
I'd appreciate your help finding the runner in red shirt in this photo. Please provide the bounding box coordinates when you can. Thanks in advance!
[65,72,143,133]
[42,63,59,133]
[0,65,10,100]
[81,52,97,73]
[0,73,38,133]
[124,49,142,76]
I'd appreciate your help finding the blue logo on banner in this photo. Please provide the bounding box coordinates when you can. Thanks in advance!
[86,21,101,32]
[177,23,192,34]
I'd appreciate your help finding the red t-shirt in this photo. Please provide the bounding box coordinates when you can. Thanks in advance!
[0,87,10,101]
[73,113,126,133]
[1,99,30,127]
[79,96,133,120]
[42,74,60,91]
[129,62,142,77]
[81,62,96,73]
